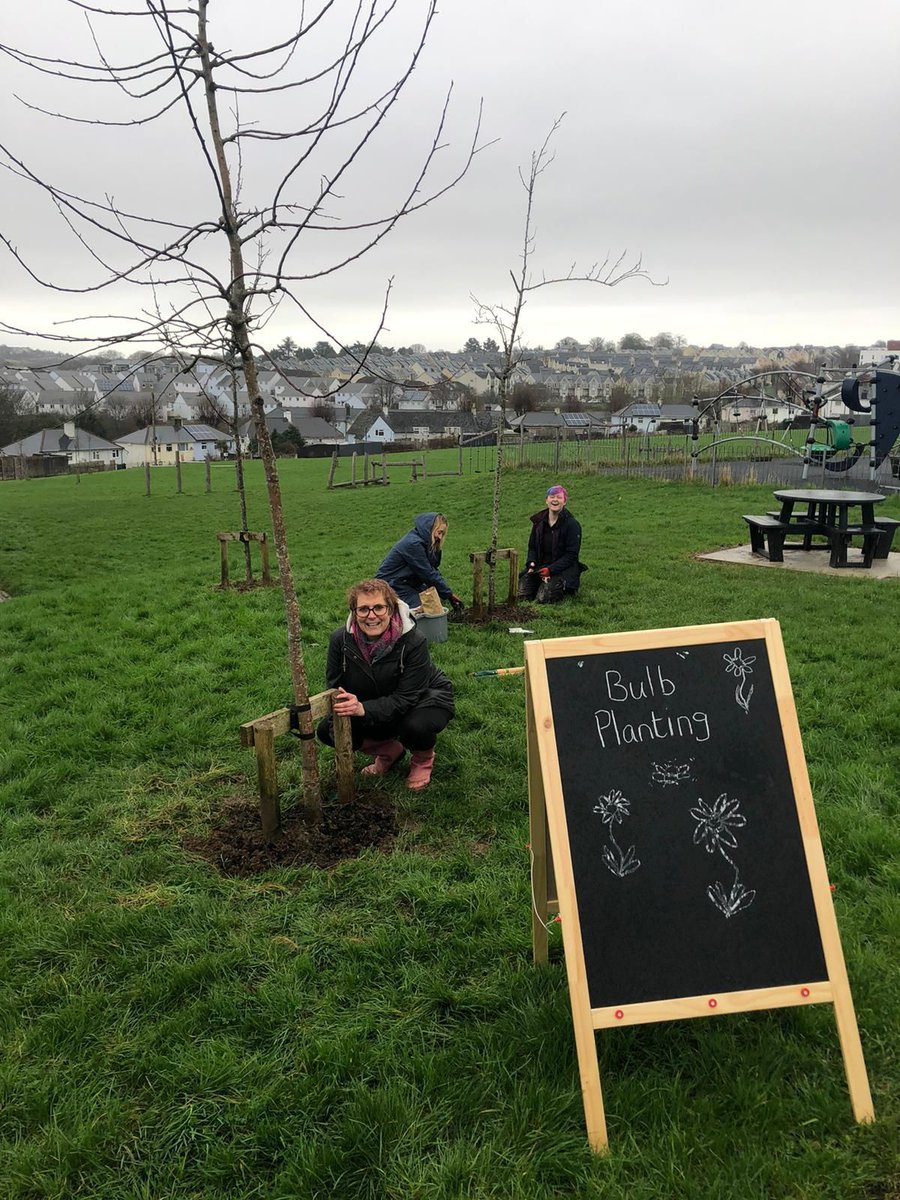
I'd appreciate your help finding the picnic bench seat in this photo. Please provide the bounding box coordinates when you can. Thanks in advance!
[828,524,884,569]
[873,516,900,558]
[743,514,792,561]
[762,509,898,561]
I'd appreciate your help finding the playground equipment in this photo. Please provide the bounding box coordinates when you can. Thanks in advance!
[690,359,900,483]
[806,419,866,473]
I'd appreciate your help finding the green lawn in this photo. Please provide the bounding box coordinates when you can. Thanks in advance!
[1,458,897,1199]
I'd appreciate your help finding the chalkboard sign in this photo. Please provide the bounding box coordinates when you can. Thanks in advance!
[525,619,872,1152]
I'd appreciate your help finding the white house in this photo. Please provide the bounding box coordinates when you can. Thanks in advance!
[115,423,233,467]
[1,421,122,466]
[608,402,661,433]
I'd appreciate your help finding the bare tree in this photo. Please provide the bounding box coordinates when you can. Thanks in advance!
[430,377,474,411]
[0,1,482,818]
[376,373,402,410]
[510,381,550,415]
[194,389,231,430]
[470,116,661,610]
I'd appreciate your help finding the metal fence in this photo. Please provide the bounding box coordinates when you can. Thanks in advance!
[504,432,900,491]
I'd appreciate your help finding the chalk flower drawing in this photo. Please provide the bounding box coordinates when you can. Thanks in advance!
[690,792,755,918]
[651,758,694,787]
[723,647,755,714]
[593,789,641,877]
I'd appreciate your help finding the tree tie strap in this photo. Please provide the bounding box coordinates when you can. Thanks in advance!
[288,702,315,739]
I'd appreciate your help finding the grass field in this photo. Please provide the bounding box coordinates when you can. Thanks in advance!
[1,457,897,1199]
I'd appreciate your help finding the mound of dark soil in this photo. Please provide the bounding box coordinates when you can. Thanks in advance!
[183,791,396,876]
[450,602,537,626]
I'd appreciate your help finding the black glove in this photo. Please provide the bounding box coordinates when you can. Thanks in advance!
[449,593,465,611]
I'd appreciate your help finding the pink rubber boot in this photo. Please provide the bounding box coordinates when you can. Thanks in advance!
[361,739,405,776]
[406,749,435,791]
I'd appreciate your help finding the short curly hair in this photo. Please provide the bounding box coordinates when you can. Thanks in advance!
[346,578,399,614]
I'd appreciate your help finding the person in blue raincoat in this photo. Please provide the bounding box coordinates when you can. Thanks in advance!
[375,512,464,610]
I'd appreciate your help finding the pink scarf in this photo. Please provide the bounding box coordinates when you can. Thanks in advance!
[351,609,403,664]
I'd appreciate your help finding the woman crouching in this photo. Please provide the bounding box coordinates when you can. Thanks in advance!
[316,579,454,791]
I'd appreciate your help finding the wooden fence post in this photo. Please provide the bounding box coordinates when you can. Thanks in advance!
[333,706,356,804]
[507,550,520,605]
[205,456,211,493]
[259,534,272,586]
[255,723,281,838]
[471,552,485,620]
[219,535,230,587]
[144,461,151,496]
[327,451,338,489]
[175,450,183,494]
[351,451,357,486]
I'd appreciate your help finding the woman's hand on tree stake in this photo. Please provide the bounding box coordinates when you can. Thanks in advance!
[333,687,364,717]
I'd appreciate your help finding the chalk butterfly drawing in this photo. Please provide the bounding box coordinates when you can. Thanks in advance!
[690,792,756,918]
[723,647,755,715]
[651,758,694,787]
[593,789,641,877]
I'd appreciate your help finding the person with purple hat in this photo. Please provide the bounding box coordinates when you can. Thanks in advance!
[517,484,587,603]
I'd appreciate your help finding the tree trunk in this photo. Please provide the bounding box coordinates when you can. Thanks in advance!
[199,1,321,819]
[229,364,253,581]
[487,377,508,612]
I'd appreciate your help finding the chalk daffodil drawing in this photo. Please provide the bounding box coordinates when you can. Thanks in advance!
[690,792,756,919]
[723,646,755,714]
[593,789,641,877]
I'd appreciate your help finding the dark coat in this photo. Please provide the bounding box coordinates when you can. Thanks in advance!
[525,506,587,590]
[376,512,452,600]
[325,623,455,727]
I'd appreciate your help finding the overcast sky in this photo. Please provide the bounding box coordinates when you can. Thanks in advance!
[1,0,898,356]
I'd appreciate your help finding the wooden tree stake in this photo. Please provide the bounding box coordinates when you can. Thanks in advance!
[255,722,280,837]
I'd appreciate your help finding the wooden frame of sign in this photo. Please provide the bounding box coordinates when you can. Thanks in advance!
[525,618,873,1152]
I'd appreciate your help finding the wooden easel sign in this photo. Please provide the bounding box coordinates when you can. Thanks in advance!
[525,619,873,1152]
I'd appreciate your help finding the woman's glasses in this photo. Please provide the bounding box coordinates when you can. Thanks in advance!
[355,603,388,617]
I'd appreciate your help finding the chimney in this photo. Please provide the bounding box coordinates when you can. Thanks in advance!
[63,420,76,439]
[172,417,183,432]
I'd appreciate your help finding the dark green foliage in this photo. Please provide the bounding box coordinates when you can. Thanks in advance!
[0,460,897,1198]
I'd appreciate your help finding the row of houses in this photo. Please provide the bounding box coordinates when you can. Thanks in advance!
[2,342,876,428]
[0,421,232,469]
[1,392,819,470]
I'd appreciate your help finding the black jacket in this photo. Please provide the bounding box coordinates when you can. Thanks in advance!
[526,506,587,580]
[325,621,454,727]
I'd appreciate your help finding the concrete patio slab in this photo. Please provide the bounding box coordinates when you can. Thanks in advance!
[698,545,900,580]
